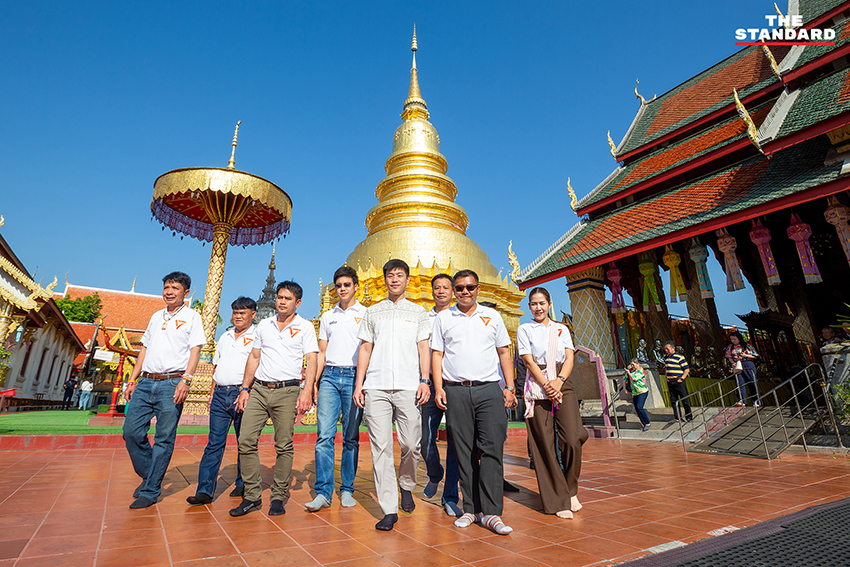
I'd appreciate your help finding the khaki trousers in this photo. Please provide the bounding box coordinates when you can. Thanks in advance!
[526,377,588,515]
[238,384,298,502]
[364,389,420,515]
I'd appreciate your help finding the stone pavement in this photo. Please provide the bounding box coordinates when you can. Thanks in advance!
[1,437,849,566]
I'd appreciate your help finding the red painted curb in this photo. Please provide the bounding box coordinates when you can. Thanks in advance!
[0,427,527,451]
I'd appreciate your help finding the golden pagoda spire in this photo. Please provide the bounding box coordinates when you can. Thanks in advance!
[402,25,429,121]
[227,120,242,170]
[269,242,276,270]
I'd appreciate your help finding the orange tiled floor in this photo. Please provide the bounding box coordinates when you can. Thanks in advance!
[1,437,850,566]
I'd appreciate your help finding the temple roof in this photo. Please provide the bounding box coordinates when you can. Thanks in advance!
[774,65,850,140]
[614,46,788,159]
[518,135,843,287]
[57,284,165,332]
[579,101,775,213]
[799,0,850,23]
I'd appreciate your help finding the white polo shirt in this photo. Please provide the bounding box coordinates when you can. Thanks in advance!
[517,320,574,366]
[430,303,510,383]
[212,326,257,386]
[254,314,319,382]
[319,301,365,367]
[358,298,431,391]
[140,306,206,373]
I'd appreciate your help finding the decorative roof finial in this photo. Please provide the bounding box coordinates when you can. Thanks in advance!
[508,241,521,284]
[635,79,646,104]
[227,120,242,170]
[775,2,791,29]
[269,242,276,270]
[733,88,765,156]
[759,39,782,80]
[607,131,617,158]
[402,25,429,120]
[131,276,136,293]
[567,178,578,212]
[0,215,4,228]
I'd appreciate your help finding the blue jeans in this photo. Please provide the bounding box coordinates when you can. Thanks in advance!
[736,360,758,405]
[123,377,183,501]
[78,391,91,410]
[196,384,243,497]
[632,391,650,425]
[314,366,362,500]
[420,384,459,505]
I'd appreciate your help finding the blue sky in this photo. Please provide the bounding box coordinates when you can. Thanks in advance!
[1,0,777,332]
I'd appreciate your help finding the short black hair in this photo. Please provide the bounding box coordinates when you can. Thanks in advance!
[663,340,676,349]
[276,281,303,300]
[163,271,191,290]
[231,296,257,311]
[334,265,359,286]
[431,273,452,287]
[383,259,410,277]
[452,269,479,285]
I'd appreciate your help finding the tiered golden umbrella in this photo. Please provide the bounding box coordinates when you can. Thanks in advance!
[150,123,292,417]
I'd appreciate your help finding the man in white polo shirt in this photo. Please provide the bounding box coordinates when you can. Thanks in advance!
[124,271,206,509]
[353,259,431,532]
[431,269,517,535]
[306,265,365,512]
[231,281,318,517]
[187,296,257,505]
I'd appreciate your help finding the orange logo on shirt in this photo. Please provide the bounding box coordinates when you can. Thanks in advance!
[289,328,301,338]
[557,329,563,337]
[243,337,254,347]
[479,316,491,326]
[354,317,362,324]
[175,320,186,329]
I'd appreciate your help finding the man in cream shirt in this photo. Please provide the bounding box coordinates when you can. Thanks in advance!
[353,259,431,532]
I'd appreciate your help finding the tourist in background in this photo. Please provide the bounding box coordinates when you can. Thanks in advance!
[624,358,651,431]
[353,259,431,532]
[725,331,760,408]
[124,271,205,509]
[517,287,587,520]
[78,377,93,410]
[187,297,257,506]
[663,340,693,422]
[432,270,517,535]
[420,273,462,517]
[307,266,365,512]
[61,374,77,410]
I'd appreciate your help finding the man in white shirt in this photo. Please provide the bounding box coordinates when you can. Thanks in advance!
[306,266,366,512]
[353,259,431,532]
[431,269,517,535]
[420,274,461,516]
[78,378,93,410]
[124,271,206,509]
[187,297,257,505]
[231,281,318,517]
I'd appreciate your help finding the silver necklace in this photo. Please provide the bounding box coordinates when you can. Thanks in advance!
[162,305,185,330]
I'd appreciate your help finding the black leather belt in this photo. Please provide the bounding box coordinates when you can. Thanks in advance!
[255,379,299,389]
[140,370,185,381]
[444,380,492,387]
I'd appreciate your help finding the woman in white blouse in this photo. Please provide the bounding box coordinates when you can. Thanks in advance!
[517,287,588,519]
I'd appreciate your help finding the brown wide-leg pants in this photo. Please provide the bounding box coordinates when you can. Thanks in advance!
[526,377,589,515]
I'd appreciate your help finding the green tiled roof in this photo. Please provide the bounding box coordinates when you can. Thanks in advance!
[776,66,850,139]
[791,19,850,70]
[519,136,842,284]
[799,0,847,22]
[617,46,782,156]
[579,101,775,211]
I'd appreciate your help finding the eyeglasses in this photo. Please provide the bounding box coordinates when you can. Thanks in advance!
[454,285,478,293]
[335,282,353,289]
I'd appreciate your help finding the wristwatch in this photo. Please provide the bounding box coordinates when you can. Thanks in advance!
[179,377,192,387]
[505,386,515,392]
[241,387,251,392]
[420,378,431,385]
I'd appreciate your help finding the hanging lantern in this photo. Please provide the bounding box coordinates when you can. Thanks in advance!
[687,239,714,299]
[716,228,746,291]
[787,212,823,284]
[824,195,850,264]
[638,253,662,312]
[662,245,688,303]
[748,218,781,285]
[606,262,627,314]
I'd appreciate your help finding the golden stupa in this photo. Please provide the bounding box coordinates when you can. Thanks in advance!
[321,27,524,338]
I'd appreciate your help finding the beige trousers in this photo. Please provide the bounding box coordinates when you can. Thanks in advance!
[364,389,421,515]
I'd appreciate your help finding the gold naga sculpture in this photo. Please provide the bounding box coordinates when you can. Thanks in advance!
[733,88,765,156]
[634,79,646,104]
[567,177,578,212]
[507,241,521,284]
[607,131,617,158]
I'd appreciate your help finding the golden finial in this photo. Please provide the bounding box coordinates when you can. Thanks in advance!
[507,241,521,284]
[131,275,136,293]
[775,2,791,29]
[402,25,429,120]
[45,276,58,294]
[64,271,69,287]
[635,79,646,104]
[567,177,578,212]
[269,242,276,270]
[733,88,765,156]
[760,39,781,80]
[0,215,4,228]
[607,131,617,158]
[227,120,242,170]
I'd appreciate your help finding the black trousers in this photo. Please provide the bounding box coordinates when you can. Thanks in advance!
[62,390,75,409]
[668,380,693,420]
[445,381,507,516]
